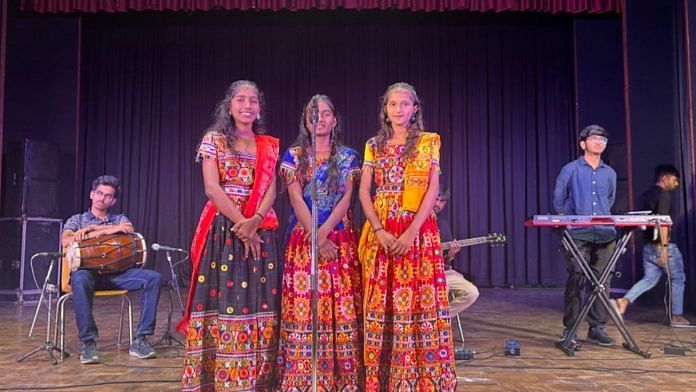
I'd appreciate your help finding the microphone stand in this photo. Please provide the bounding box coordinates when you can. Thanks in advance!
[17,254,67,365]
[166,249,185,313]
[309,99,320,391]
[153,250,185,347]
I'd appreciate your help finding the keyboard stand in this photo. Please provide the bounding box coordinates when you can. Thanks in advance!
[555,227,651,358]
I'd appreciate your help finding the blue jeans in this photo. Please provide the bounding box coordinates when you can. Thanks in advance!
[625,243,685,315]
[70,268,162,343]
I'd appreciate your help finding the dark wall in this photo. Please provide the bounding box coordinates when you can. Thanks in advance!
[574,18,627,146]
[626,0,682,198]
[625,0,695,311]
[573,16,631,287]
[0,1,8,198]
[1,5,78,219]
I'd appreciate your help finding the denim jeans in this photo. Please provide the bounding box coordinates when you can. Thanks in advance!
[70,268,162,343]
[563,239,616,329]
[625,243,685,315]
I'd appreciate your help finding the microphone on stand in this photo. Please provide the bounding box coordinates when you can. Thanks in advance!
[310,95,319,127]
[151,243,187,253]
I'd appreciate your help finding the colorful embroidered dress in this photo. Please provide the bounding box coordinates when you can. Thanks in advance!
[358,132,457,391]
[182,130,281,392]
[275,145,363,391]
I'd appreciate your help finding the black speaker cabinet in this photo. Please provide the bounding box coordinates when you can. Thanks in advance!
[0,217,62,303]
[1,139,59,217]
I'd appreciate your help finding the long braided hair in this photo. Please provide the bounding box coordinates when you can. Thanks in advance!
[207,80,267,149]
[374,82,424,160]
[291,94,343,192]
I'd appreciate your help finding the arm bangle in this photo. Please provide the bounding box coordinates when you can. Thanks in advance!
[254,212,264,220]
[373,226,384,233]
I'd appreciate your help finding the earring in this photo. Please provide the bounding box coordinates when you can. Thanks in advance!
[410,115,417,124]
[385,118,391,124]
[256,113,261,120]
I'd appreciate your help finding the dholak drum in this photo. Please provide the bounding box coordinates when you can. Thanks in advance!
[66,233,148,274]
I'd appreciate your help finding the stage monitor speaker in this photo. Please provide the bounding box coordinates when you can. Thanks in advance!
[0,217,63,303]
[1,139,59,217]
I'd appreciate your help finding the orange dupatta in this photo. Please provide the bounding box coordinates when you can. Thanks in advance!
[402,132,440,212]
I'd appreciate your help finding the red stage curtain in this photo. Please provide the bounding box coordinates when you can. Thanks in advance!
[20,0,621,14]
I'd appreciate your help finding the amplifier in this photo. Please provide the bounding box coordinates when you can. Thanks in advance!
[0,217,63,303]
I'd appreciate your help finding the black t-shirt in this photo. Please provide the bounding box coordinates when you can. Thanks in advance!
[437,215,453,244]
[638,185,674,243]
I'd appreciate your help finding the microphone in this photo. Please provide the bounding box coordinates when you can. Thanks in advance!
[151,243,187,252]
[310,96,319,125]
[33,251,64,258]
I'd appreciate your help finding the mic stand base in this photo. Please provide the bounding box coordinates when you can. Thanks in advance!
[153,331,184,347]
[17,340,68,365]
[17,257,69,365]
[153,282,184,347]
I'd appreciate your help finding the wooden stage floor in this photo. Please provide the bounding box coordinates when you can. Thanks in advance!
[1,287,694,391]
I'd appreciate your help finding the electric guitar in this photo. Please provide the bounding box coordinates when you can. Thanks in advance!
[441,233,507,251]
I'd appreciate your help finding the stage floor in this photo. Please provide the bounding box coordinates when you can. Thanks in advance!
[1,287,694,391]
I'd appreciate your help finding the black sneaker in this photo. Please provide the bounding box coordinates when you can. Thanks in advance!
[587,327,615,346]
[80,340,100,364]
[129,336,157,359]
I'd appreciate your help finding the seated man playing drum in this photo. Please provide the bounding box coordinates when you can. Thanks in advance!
[62,175,161,364]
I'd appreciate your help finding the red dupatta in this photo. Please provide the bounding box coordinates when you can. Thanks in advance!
[177,134,279,332]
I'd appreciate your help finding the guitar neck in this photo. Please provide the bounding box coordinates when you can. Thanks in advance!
[441,236,489,250]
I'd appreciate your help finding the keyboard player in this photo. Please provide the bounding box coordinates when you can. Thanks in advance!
[553,124,617,348]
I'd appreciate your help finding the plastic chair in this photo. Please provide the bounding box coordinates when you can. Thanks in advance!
[53,253,133,360]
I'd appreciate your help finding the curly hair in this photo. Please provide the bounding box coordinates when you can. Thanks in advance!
[375,82,424,160]
[207,80,267,149]
[289,94,344,193]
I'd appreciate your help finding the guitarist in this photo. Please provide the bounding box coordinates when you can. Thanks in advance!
[435,184,479,317]
[62,175,161,364]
